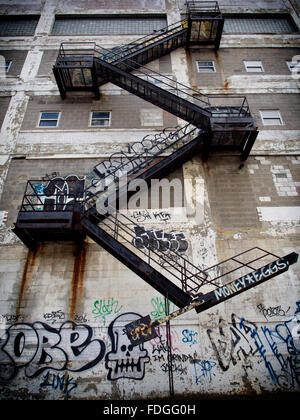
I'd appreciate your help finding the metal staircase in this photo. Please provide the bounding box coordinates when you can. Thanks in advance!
[13,2,298,322]
[53,2,257,158]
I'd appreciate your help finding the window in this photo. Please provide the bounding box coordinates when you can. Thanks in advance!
[5,60,12,73]
[90,111,111,127]
[0,16,39,36]
[260,110,284,126]
[244,61,264,73]
[224,15,297,34]
[38,112,60,127]
[196,61,216,73]
[0,60,12,76]
[51,16,168,35]
[287,59,300,72]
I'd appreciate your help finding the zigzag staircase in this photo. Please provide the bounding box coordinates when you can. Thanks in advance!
[14,2,298,319]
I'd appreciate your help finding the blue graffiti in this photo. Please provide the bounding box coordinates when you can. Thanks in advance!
[239,300,300,390]
[40,371,77,397]
[182,329,198,348]
[193,360,217,384]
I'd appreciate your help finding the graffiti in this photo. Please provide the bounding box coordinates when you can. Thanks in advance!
[208,301,300,390]
[0,211,8,228]
[130,209,171,223]
[92,298,123,324]
[32,174,84,211]
[86,124,196,194]
[149,326,180,353]
[182,329,198,348]
[0,321,106,382]
[0,314,24,324]
[213,259,289,302]
[161,361,187,375]
[40,371,77,398]
[148,326,198,376]
[105,313,150,380]
[132,226,188,253]
[193,360,217,384]
[257,304,291,320]
[150,297,176,320]
[43,310,65,324]
[207,315,260,372]
[43,311,88,324]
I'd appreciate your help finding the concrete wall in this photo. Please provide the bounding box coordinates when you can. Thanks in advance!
[0,0,299,400]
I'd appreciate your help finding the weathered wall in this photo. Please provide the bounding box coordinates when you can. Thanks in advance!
[0,0,299,400]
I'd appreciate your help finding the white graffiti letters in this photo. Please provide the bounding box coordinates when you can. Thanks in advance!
[214,259,288,301]
[0,321,106,381]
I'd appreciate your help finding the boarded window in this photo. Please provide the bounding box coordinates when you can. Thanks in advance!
[0,17,39,36]
[260,110,284,126]
[244,61,264,72]
[224,15,297,34]
[196,61,216,73]
[51,15,168,35]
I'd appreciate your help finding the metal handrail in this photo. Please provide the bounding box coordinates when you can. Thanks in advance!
[56,42,251,118]
[91,42,211,109]
[83,124,199,208]
[185,1,221,14]
[202,247,281,284]
[20,180,77,212]
[99,207,212,296]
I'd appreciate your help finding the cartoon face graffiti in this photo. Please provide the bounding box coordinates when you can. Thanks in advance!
[105,313,150,380]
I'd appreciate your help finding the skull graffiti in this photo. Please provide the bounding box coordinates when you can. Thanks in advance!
[105,313,150,380]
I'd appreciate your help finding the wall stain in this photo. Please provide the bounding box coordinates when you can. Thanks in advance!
[70,241,87,319]
[214,50,228,89]
[17,246,39,316]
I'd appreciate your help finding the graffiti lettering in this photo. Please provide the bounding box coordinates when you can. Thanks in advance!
[193,360,217,384]
[161,361,187,375]
[40,371,77,397]
[257,304,291,320]
[150,297,176,320]
[214,259,289,301]
[0,321,106,382]
[130,209,171,223]
[208,301,300,390]
[207,315,259,372]
[132,226,188,253]
[0,211,8,228]
[0,314,24,324]
[43,310,65,323]
[32,175,84,211]
[92,298,123,324]
[182,329,198,348]
[150,326,180,353]
[43,311,88,324]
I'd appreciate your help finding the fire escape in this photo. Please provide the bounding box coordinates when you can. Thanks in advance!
[13,2,298,316]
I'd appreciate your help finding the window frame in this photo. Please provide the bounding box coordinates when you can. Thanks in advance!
[244,60,264,73]
[90,111,111,127]
[38,111,61,128]
[260,110,284,126]
[286,59,300,72]
[0,60,12,75]
[196,60,216,73]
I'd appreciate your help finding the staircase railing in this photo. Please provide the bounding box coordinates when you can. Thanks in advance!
[94,208,213,297]
[83,123,200,209]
